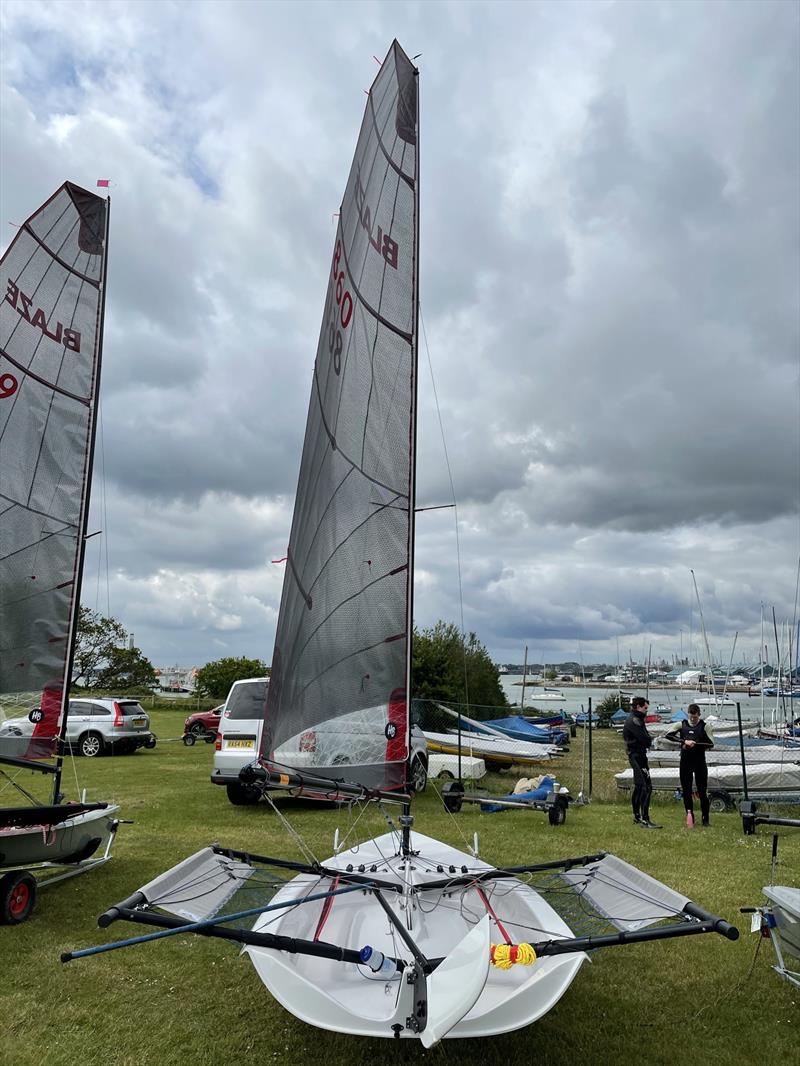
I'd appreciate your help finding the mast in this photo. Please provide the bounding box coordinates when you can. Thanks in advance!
[401,50,420,852]
[691,571,714,700]
[404,51,420,764]
[52,195,111,805]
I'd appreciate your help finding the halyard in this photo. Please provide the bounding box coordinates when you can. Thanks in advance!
[2,708,796,1066]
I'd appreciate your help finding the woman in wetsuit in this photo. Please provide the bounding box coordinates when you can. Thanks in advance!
[664,703,715,826]
[622,696,660,829]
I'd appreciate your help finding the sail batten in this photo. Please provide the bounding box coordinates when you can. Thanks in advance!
[1,182,109,772]
[261,42,418,790]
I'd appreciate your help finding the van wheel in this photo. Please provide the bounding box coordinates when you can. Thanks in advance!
[0,871,36,924]
[226,783,261,806]
[410,756,428,794]
[79,732,103,758]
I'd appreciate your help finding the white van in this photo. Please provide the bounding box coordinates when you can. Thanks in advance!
[211,677,270,805]
[211,677,428,805]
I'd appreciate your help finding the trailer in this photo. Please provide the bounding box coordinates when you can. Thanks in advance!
[615,761,800,813]
[441,779,570,825]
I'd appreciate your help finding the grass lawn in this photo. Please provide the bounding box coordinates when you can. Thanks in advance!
[2,709,797,1066]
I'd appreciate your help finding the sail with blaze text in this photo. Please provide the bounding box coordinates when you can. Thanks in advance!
[260,42,419,791]
[0,182,109,770]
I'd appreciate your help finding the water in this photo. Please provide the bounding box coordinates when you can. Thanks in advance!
[498,677,791,726]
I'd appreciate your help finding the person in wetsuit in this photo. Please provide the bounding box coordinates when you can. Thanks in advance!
[622,696,661,828]
[664,703,714,826]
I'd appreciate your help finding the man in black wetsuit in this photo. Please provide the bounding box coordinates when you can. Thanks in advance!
[664,703,714,826]
[623,696,661,828]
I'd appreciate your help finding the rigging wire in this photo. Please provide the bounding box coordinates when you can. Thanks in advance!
[419,304,469,711]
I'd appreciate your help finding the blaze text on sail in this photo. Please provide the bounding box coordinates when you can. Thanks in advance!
[5,279,82,352]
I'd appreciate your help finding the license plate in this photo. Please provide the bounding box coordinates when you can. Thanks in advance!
[132,718,146,727]
[226,739,255,750]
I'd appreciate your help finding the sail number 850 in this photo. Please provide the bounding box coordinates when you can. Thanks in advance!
[328,240,353,375]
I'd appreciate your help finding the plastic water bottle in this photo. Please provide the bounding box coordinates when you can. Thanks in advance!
[686,810,694,829]
[359,945,398,978]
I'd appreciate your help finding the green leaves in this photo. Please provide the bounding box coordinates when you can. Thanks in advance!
[195,657,269,699]
[412,621,507,710]
[73,606,156,690]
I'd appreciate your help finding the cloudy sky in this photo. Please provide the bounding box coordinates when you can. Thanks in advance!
[2,0,798,673]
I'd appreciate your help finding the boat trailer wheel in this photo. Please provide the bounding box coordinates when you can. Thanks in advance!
[0,870,37,924]
[442,780,464,814]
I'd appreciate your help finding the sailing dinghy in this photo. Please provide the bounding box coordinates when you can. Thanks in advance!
[67,43,737,1042]
[0,183,120,922]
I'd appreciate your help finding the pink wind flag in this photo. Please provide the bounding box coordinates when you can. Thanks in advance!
[96,179,110,188]
[271,556,287,564]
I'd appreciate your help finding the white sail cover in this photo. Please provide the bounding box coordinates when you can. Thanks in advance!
[0,183,108,765]
[261,42,418,791]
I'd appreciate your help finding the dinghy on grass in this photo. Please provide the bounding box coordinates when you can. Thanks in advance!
[66,42,739,1043]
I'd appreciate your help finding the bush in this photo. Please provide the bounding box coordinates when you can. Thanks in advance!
[594,692,630,725]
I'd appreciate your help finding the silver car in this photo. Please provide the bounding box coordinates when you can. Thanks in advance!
[0,697,156,758]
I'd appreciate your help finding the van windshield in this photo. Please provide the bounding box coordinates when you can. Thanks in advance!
[226,681,268,721]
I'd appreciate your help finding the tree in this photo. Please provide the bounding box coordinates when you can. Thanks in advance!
[195,656,269,699]
[95,647,157,691]
[412,622,507,713]
[71,607,157,691]
[595,691,631,725]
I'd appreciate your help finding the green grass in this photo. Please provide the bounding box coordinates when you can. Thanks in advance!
[2,712,797,1066]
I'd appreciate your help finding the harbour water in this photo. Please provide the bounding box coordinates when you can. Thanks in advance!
[498,677,792,727]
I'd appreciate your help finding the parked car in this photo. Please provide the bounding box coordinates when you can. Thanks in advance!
[183,704,224,738]
[211,678,428,805]
[0,697,156,758]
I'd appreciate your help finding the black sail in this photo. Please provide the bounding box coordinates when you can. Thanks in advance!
[261,42,419,791]
[0,183,109,767]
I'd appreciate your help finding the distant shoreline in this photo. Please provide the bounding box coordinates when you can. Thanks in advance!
[506,680,759,693]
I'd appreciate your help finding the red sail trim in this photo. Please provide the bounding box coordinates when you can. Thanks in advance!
[24,683,63,761]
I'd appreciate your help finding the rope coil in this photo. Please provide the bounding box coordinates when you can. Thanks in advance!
[490,942,537,968]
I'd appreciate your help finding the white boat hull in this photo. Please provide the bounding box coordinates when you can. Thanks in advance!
[763,886,800,959]
[245,831,585,1040]
[0,804,120,870]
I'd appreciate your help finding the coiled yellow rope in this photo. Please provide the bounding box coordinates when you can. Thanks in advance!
[490,942,537,968]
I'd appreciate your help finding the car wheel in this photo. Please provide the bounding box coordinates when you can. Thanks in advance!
[189,722,206,736]
[226,783,261,806]
[437,770,454,780]
[409,756,428,794]
[0,871,37,924]
[183,733,197,746]
[78,732,103,758]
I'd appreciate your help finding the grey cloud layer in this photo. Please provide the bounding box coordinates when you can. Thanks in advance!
[2,0,796,667]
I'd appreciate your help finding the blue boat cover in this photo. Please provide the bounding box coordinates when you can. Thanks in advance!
[479,776,557,813]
